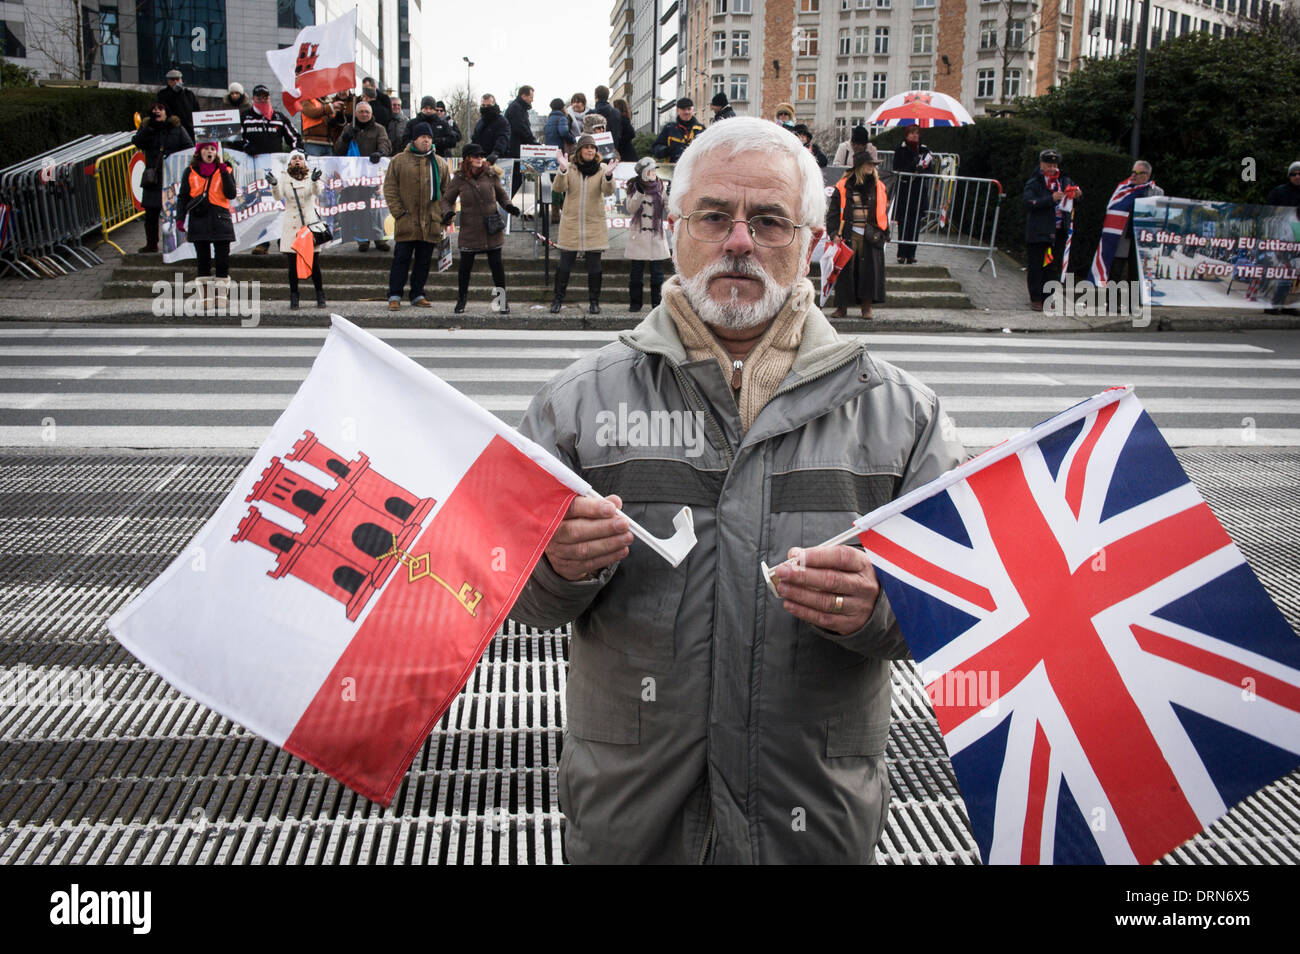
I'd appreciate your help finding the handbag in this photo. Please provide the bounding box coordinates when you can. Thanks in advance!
[290,182,332,246]
[142,167,160,187]
[484,211,505,235]
[864,221,889,248]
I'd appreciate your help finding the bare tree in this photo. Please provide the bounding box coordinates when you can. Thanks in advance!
[983,0,1049,104]
[443,85,478,137]
[24,0,102,80]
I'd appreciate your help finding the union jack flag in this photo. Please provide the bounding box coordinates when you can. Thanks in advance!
[856,387,1300,864]
[1088,177,1158,285]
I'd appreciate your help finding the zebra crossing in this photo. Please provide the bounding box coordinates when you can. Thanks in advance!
[0,324,1297,449]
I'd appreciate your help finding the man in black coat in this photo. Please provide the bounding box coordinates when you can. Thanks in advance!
[131,102,193,252]
[157,69,200,140]
[1267,162,1300,209]
[472,94,512,165]
[592,85,622,147]
[505,86,537,159]
[1024,148,1082,311]
[360,76,393,128]
[892,125,933,264]
[710,92,737,124]
[241,84,303,253]
[652,98,705,163]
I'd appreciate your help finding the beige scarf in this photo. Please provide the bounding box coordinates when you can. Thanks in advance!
[663,276,812,432]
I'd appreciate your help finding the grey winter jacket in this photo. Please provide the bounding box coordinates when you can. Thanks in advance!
[510,284,966,863]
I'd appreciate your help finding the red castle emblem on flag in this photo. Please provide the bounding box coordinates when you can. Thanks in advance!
[232,430,435,620]
[295,43,320,77]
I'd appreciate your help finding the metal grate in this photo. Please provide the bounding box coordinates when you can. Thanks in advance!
[0,450,1297,864]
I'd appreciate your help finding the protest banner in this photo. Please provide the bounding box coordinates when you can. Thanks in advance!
[1133,196,1300,310]
[160,150,392,260]
[192,109,243,144]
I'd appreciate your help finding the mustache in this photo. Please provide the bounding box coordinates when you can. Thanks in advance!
[695,255,770,282]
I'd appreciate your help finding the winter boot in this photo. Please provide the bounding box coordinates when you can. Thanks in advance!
[588,270,602,315]
[214,277,230,313]
[550,268,570,314]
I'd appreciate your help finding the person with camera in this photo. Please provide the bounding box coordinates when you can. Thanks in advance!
[132,101,193,254]
[266,151,328,309]
[550,135,615,314]
[179,140,237,312]
[440,144,522,314]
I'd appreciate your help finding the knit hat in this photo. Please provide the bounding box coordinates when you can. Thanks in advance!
[634,156,657,177]
[228,82,244,95]
[711,92,728,108]
[434,100,446,110]
[462,143,485,158]
[774,102,795,119]
[420,95,436,109]
[409,122,433,141]
[677,97,694,109]
[576,134,597,151]
[287,149,307,164]
[851,124,870,144]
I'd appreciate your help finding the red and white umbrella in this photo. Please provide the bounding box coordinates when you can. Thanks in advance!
[868,91,974,129]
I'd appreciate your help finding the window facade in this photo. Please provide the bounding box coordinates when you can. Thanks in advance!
[855,26,870,53]
[872,72,887,98]
[1008,19,1025,47]
[797,28,819,55]
[874,26,889,53]
[912,23,933,53]
[980,19,997,48]
[910,70,931,90]
[838,28,851,55]
[713,31,727,57]
[800,0,820,10]
[797,72,817,100]
[732,30,750,56]
[976,69,995,98]
[836,73,849,98]
[852,71,869,97]
[734,0,751,12]
[1003,68,1022,97]
[712,74,726,96]
[730,74,749,100]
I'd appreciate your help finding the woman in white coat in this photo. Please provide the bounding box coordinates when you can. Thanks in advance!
[267,151,327,308]
[623,157,671,312]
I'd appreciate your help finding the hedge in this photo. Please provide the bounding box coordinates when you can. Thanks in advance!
[0,87,157,169]
[873,119,1132,274]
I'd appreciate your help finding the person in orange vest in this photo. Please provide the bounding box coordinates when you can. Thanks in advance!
[179,140,238,311]
[826,152,888,319]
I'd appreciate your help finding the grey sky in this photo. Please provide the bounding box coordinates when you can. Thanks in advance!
[422,2,613,109]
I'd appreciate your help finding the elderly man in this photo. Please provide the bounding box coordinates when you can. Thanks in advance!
[157,69,199,139]
[1024,148,1081,311]
[509,117,965,864]
[1090,159,1163,287]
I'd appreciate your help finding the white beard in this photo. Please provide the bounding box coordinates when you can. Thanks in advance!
[675,254,791,330]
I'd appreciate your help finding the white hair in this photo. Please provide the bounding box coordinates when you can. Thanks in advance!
[667,117,826,229]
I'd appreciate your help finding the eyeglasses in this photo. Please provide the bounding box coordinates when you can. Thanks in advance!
[682,209,805,248]
[1130,169,1148,176]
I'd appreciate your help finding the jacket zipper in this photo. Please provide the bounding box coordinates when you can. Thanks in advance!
[697,810,715,865]
[730,359,743,392]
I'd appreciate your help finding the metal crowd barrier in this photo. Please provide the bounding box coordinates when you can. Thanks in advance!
[887,168,1003,276]
[0,131,135,279]
[95,144,145,255]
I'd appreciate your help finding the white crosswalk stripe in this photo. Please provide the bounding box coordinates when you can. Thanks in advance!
[1,326,1296,449]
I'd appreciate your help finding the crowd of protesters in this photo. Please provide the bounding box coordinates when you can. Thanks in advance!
[139,67,1298,317]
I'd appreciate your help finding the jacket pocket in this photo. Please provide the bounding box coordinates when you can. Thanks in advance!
[585,501,686,663]
[825,710,890,758]
[565,670,639,744]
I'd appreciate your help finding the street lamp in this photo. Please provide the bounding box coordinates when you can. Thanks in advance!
[462,56,474,136]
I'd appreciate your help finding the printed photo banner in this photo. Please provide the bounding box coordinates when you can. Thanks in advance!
[160,149,394,261]
[1133,196,1300,310]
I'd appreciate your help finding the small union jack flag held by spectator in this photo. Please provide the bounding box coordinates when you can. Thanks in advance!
[855,387,1300,864]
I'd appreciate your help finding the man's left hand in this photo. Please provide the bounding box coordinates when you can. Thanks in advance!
[773,545,879,636]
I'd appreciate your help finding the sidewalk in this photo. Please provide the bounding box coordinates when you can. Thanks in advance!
[2,218,1297,332]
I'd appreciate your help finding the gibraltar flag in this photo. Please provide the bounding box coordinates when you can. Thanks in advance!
[267,8,358,116]
[107,316,590,805]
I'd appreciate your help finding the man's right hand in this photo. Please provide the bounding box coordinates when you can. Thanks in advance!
[544,494,633,581]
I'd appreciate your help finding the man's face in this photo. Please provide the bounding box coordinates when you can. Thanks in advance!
[391,99,402,113]
[254,92,270,107]
[851,141,866,155]
[670,151,813,330]
[415,134,433,152]
[521,90,533,106]
[434,107,445,117]
[1040,160,1059,176]
[151,106,166,121]
[166,76,180,87]
[355,103,372,122]
[481,96,495,109]
[679,106,694,123]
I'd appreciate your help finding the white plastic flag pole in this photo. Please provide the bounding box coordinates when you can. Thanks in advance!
[585,490,696,567]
